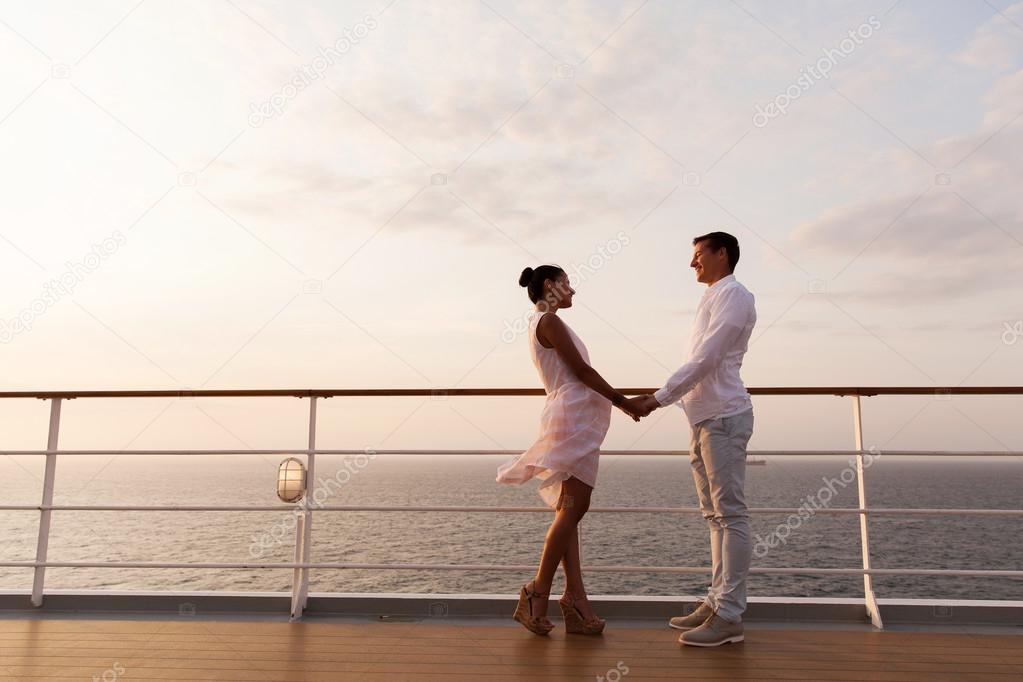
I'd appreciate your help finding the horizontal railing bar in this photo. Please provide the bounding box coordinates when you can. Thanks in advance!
[1,387,1021,399]
[0,561,1019,577]
[2,449,1020,457]
[1,505,1021,516]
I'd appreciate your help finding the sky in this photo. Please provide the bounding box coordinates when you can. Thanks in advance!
[0,0,1021,465]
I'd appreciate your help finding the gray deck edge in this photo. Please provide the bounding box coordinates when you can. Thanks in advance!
[0,591,1020,625]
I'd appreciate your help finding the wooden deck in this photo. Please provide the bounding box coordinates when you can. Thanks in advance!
[0,617,1020,681]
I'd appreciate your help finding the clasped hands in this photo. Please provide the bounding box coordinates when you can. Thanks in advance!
[617,394,660,422]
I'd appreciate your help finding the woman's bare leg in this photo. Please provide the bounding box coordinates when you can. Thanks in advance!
[561,525,583,595]
[558,525,598,621]
[530,477,592,619]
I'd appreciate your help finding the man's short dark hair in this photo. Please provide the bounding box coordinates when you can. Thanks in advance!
[693,231,740,271]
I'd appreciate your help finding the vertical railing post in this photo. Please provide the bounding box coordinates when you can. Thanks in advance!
[291,396,317,620]
[852,395,883,629]
[302,396,317,610]
[31,398,62,607]
[290,513,306,618]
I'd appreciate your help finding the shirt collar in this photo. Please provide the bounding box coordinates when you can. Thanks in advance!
[708,273,736,290]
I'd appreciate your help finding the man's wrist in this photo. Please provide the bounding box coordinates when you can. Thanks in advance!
[611,392,626,406]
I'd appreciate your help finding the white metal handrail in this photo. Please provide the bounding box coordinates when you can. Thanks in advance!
[0,561,1019,577]
[1,388,1020,628]
[1,504,1020,515]
[2,448,1020,456]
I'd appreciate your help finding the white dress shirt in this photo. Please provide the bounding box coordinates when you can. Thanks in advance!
[654,274,756,427]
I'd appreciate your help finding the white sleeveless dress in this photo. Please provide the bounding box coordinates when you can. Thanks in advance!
[496,311,612,507]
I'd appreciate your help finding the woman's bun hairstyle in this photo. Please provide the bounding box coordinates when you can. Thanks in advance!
[518,264,566,303]
[518,267,534,288]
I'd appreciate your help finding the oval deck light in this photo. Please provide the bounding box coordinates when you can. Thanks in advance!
[277,457,307,503]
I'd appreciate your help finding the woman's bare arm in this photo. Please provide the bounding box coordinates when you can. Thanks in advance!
[537,313,639,420]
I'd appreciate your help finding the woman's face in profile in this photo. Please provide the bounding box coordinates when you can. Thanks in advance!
[543,274,575,309]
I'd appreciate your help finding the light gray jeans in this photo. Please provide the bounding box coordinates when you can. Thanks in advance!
[689,408,754,623]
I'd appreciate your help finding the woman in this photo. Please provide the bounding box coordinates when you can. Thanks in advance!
[497,265,643,635]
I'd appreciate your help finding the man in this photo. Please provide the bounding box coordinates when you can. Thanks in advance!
[630,231,757,647]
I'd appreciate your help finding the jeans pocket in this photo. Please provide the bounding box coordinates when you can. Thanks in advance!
[721,414,738,440]
[703,416,726,435]
[721,412,753,441]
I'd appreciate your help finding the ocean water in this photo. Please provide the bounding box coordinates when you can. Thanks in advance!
[0,455,1020,600]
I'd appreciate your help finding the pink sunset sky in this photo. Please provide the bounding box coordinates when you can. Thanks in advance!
[0,0,1020,461]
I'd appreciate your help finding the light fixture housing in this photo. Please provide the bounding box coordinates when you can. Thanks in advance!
[277,457,306,503]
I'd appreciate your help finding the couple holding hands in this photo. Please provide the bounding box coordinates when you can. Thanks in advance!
[497,231,757,648]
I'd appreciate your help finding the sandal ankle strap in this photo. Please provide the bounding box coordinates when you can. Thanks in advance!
[525,582,550,598]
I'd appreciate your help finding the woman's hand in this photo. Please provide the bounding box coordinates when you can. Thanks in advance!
[619,404,641,421]
[619,395,659,421]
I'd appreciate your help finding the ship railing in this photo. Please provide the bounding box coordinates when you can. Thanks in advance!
[1,387,1021,629]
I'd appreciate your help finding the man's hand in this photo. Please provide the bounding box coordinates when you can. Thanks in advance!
[634,394,661,417]
[621,395,660,420]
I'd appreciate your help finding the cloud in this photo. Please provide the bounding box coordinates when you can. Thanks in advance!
[791,65,1023,304]
[953,1,1023,70]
